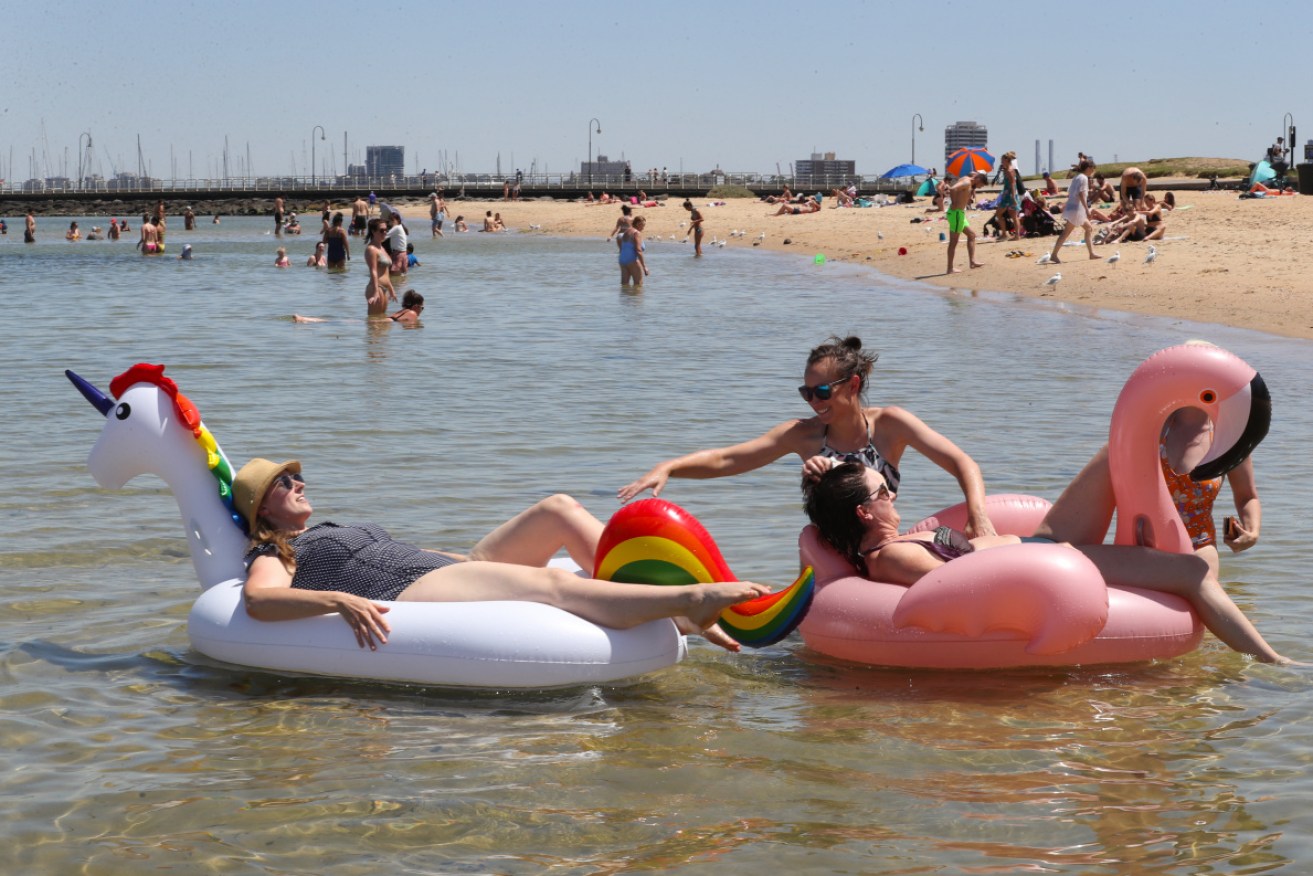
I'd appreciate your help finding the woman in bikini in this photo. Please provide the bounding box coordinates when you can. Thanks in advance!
[364,218,397,318]
[618,336,997,537]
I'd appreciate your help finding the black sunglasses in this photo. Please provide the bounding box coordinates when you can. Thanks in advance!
[797,375,851,402]
[273,472,304,491]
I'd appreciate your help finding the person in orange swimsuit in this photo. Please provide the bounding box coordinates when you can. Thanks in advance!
[1161,406,1260,578]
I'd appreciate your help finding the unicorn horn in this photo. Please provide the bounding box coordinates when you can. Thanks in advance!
[66,369,114,416]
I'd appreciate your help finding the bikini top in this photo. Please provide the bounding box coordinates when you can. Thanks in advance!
[860,526,974,564]
[818,415,902,493]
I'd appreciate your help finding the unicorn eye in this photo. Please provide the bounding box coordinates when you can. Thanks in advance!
[115,402,131,420]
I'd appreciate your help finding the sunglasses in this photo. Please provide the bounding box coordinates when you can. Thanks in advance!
[864,482,893,504]
[797,375,851,402]
[272,472,304,492]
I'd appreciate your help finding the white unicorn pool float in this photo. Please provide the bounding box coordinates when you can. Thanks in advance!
[67,364,685,688]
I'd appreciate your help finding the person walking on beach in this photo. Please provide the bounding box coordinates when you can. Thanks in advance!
[683,199,704,256]
[945,172,987,274]
[1048,159,1100,264]
[274,196,285,236]
[24,210,36,243]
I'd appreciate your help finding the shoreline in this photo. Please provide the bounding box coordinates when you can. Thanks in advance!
[389,192,1313,342]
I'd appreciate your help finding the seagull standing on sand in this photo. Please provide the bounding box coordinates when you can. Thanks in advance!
[1036,252,1051,265]
[1107,250,1120,266]
[877,231,884,240]
[1145,245,1157,265]
[1044,273,1062,287]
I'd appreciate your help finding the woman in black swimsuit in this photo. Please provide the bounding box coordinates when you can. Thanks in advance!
[618,336,997,537]
[237,458,768,651]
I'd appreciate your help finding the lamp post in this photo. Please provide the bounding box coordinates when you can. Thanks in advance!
[78,131,92,189]
[911,114,924,166]
[588,118,601,187]
[312,125,326,185]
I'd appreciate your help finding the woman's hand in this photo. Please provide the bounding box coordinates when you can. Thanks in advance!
[964,513,998,539]
[333,594,392,650]
[801,454,837,484]
[618,466,670,503]
[1224,519,1259,553]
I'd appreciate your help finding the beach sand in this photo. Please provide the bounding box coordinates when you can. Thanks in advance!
[391,188,1313,340]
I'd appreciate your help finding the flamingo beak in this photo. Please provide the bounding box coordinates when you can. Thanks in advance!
[66,369,114,417]
[1192,373,1271,481]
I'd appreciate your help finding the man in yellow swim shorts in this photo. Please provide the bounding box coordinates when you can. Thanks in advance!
[946,170,988,274]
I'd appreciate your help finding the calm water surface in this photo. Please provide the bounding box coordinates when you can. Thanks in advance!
[3,217,1313,873]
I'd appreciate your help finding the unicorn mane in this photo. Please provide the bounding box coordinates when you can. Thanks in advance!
[110,363,243,532]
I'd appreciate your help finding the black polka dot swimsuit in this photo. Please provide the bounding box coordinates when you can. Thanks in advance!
[244,522,460,601]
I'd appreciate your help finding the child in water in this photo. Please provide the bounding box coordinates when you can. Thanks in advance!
[275,247,290,268]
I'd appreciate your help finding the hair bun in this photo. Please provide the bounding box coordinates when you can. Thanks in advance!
[842,336,862,350]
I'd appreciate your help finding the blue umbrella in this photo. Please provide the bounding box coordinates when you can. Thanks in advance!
[880,163,929,179]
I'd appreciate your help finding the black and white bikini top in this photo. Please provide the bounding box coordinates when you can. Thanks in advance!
[818,416,902,493]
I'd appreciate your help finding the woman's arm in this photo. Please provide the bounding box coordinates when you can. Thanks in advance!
[618,419,811,502]
[634,231,648,275]
[875,406,996,537]
[867,540,947,586]
[1225,457,1261,552]
[242,555,391,649]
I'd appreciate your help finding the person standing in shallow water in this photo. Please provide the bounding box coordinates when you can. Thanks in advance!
[683,199,704,256]
[24,211,36,243]
[274,195,285,236]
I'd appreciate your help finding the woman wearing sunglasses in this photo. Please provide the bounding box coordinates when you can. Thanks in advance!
[618,335,997,537]
[803,460,1289,663]
[236,459,768,651]
[364,218,397,317]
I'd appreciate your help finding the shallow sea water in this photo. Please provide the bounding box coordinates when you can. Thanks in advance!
[3,217,1313,873]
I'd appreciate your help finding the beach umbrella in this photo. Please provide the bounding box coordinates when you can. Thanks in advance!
[880,163,929,179]
[945,147,995,177]
[1249,159,1276,188]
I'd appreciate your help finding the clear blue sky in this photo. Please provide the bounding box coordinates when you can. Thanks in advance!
[3,0,1308,182]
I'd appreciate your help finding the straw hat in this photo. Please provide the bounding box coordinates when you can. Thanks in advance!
[233,458,301,532]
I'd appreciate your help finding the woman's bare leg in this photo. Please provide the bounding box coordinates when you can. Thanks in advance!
[1076,544,1286,662]
[467,494,603,570]
[399,562,769,630]
[1033,446,1116,544]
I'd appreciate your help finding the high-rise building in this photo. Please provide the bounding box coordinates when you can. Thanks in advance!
[944,121,988,162]
[794,152,856,187]
[366,146,405,178]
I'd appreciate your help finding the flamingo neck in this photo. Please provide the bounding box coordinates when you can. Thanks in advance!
[1110,401,1193,555]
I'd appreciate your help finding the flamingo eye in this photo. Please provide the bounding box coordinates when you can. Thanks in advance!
[1199,390,1216,404]
[115,402,131,420]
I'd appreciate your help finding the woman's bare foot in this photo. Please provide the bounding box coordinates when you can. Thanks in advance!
[684,582,770,629]
[674,617,742,652]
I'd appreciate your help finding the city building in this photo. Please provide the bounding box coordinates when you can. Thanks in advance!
[795,152,856,187]
[366,146,405,178]
[944,121,988,162]
[579,154,629,184]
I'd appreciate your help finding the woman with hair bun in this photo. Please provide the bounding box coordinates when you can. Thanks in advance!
[618,336,997,536]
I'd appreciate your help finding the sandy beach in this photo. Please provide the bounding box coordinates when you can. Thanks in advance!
[392,188,1313,340]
